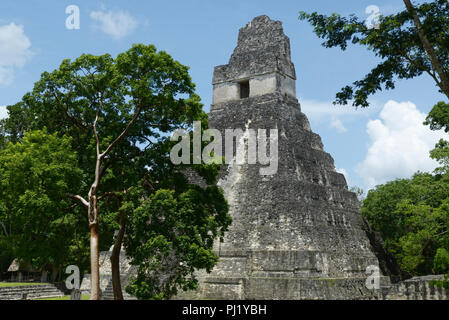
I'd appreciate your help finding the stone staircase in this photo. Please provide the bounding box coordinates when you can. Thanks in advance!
[0,284,66,300]
[101,278,137,300]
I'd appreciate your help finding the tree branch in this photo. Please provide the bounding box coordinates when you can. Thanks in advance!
[400,49,441,87]
[0,221,9,237]
[100,105,143,160]
[51,91,88,131]
[434,229,449,237]
[403,0,449,99]
[93,102,101,159]
[68,194,89,208]
[99,160,110,181]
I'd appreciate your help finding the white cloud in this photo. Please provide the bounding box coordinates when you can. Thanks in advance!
[300,99,378,119]
[90,9,138,39]
[300,99,378,133]
[330,119,347,133]
[0,23,33,85]
[356,100,449,190]
[0,106,7,119]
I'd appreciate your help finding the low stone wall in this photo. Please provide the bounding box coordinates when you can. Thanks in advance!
[0,284,65,300]
[80,250,449,300]
[381,275,449,300]
[175,276,392,300]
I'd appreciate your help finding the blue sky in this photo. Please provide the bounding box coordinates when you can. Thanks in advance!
[1,0,448,191]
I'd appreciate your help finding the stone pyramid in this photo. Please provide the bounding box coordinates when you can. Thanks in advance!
[187,15,385,300]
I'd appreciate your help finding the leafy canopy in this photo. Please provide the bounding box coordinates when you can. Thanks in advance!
[362,142,449,276]
[0,44,231,298]
[0,129,88,273]
[124,182,230,300]
[299,0,449,108]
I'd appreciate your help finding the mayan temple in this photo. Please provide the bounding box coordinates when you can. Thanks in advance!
[182,15,386,300]
[79,15,449,301]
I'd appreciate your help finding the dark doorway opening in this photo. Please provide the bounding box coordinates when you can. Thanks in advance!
[239,80,250,99]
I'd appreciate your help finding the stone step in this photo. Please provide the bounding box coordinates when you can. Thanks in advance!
[0,292,65,299]
[0,285,56,291]
[101,286,136,300]
[0,284,65,300]
[0,287,61,295]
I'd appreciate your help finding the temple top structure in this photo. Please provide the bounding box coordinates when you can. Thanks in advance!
[212,15,296,104]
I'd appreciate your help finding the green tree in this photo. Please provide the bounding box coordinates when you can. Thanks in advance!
[0,129,88,280]
[123,175,230,300]
[0,44,230,299]
[361,143,449,277]
[299,0,448,120]
[434,248,449,273]
[0,123,6,151]
[429,139,449,174]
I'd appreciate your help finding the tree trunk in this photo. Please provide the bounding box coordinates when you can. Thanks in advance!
[86,103,141,300]
[110,212,126,300]
[403,0,449,99]
[51,269,58,283]
[89,222,100,300]
[88,179,100,300]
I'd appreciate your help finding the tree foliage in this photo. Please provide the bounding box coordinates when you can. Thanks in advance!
[299,0,449,109]
[124,181,230,300]
[362,142,449,277]
[434,248,449,273]
[425,101,449,133]
[0,129,89,277]
[0,44,230,299]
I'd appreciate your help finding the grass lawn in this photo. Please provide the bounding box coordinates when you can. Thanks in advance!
[35,294,91,300]
[0,282,47,288]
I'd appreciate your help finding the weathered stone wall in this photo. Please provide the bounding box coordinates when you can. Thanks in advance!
[209,93,380,273]
[213,72,296,104]
[212,15,296,105]
[381,275,449,300]
[213,16,296,84]
[80,249,137,300]
[190,90,384,300]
